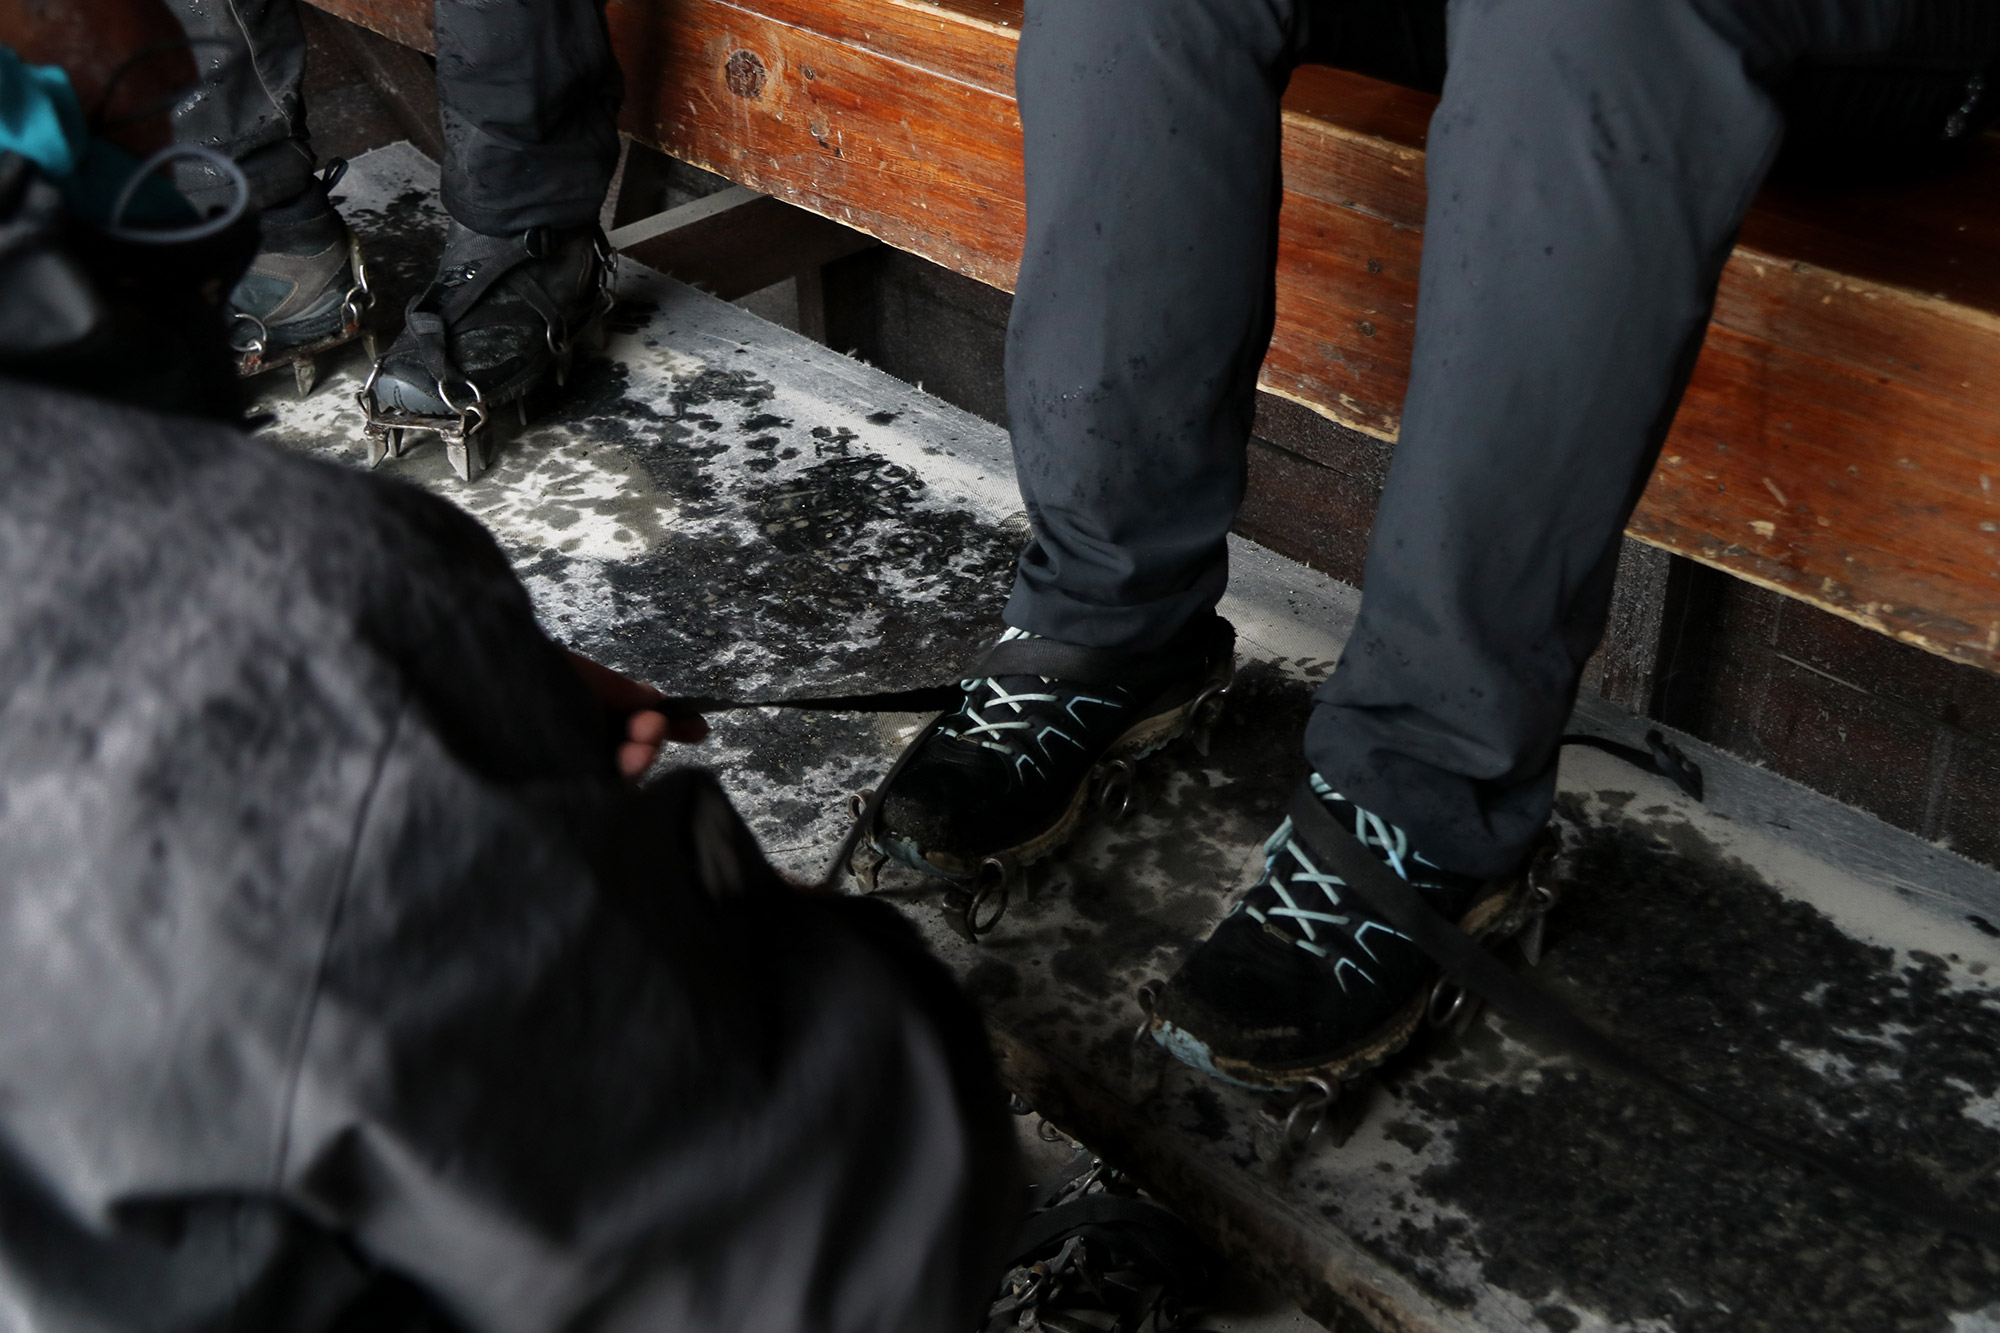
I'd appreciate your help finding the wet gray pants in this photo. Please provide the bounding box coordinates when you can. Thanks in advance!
[163,0,621,233]
[1003,0,1994,875]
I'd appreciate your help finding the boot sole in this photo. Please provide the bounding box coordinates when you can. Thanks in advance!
[1151,868,1547,1093]
[878,654,1235,882]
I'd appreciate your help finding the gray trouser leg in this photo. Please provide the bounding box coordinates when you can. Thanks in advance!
[1001,0,1302,653]
[163,0,316,213]
[163,0,621,233]
[1306,0,1960,877]
[1002,0,1447,652]
[433,0,624,235]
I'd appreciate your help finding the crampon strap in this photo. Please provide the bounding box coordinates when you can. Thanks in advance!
[643,631,1227,891]
[1559,728,1703,801]
[635,683,956,891]
[1286,783,2000,1244]
[394,225,586,402]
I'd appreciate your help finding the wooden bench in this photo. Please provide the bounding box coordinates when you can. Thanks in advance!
[311,0,2000,674]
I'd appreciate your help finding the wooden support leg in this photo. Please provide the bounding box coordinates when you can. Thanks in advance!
[1581,538,1678,718]
[795,266,828,344]
[607,186,876,302]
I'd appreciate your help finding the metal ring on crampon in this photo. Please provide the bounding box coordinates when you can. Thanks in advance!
[1186,680,1230,756]
[1094,759,1135,822]
[846,789,873,822]
[1426,974,1477,1031]
[1280,1077,1337,1157]
[962,855,1014,938]
[434,375,488,436]
[229,311,267,358]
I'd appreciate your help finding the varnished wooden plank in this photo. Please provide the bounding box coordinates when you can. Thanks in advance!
[707,0,1021,96]
[611,0,1027,290]
[1266,188,1422,438]
[1745,137,2000,318]
[300,0,2000,670]
[1635,323,2000,660]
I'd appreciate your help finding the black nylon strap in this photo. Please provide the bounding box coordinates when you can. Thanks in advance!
[638,683,961,890]
[398,227,551,392]
[650,684,962,720]
[968,615,1236,690]
[1560,729,1704,802]
[1285,785,2000,1242]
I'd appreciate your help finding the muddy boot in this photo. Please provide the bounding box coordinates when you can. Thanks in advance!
[1148,776,1547,1091]
[357,220,613,481]
[859,615,1235,936]
[227,161,372,397]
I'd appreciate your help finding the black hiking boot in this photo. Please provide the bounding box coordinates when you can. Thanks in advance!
[227,162,372,396]
[358,219,613,481]
[1148,776,1547,1091]
[864,615,1236,917]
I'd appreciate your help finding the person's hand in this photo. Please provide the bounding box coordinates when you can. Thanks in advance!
[564,649,708,781]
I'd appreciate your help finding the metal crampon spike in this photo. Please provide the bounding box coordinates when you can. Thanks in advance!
[447,437,476,483]
[1518,910,1549,967]
[843,789,884,891]
[851,851,885,893]
[1123,980,1170,1102]
[1516,875,1560,967]
[293,357,317,398]
[366,431,389,468]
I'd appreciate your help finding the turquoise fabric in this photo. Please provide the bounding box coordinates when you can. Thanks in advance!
[0,46,196,225]
[0,48,85,177]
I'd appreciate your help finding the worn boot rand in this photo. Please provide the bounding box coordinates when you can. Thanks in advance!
[227,160,373,397]
[358,219,614,481]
